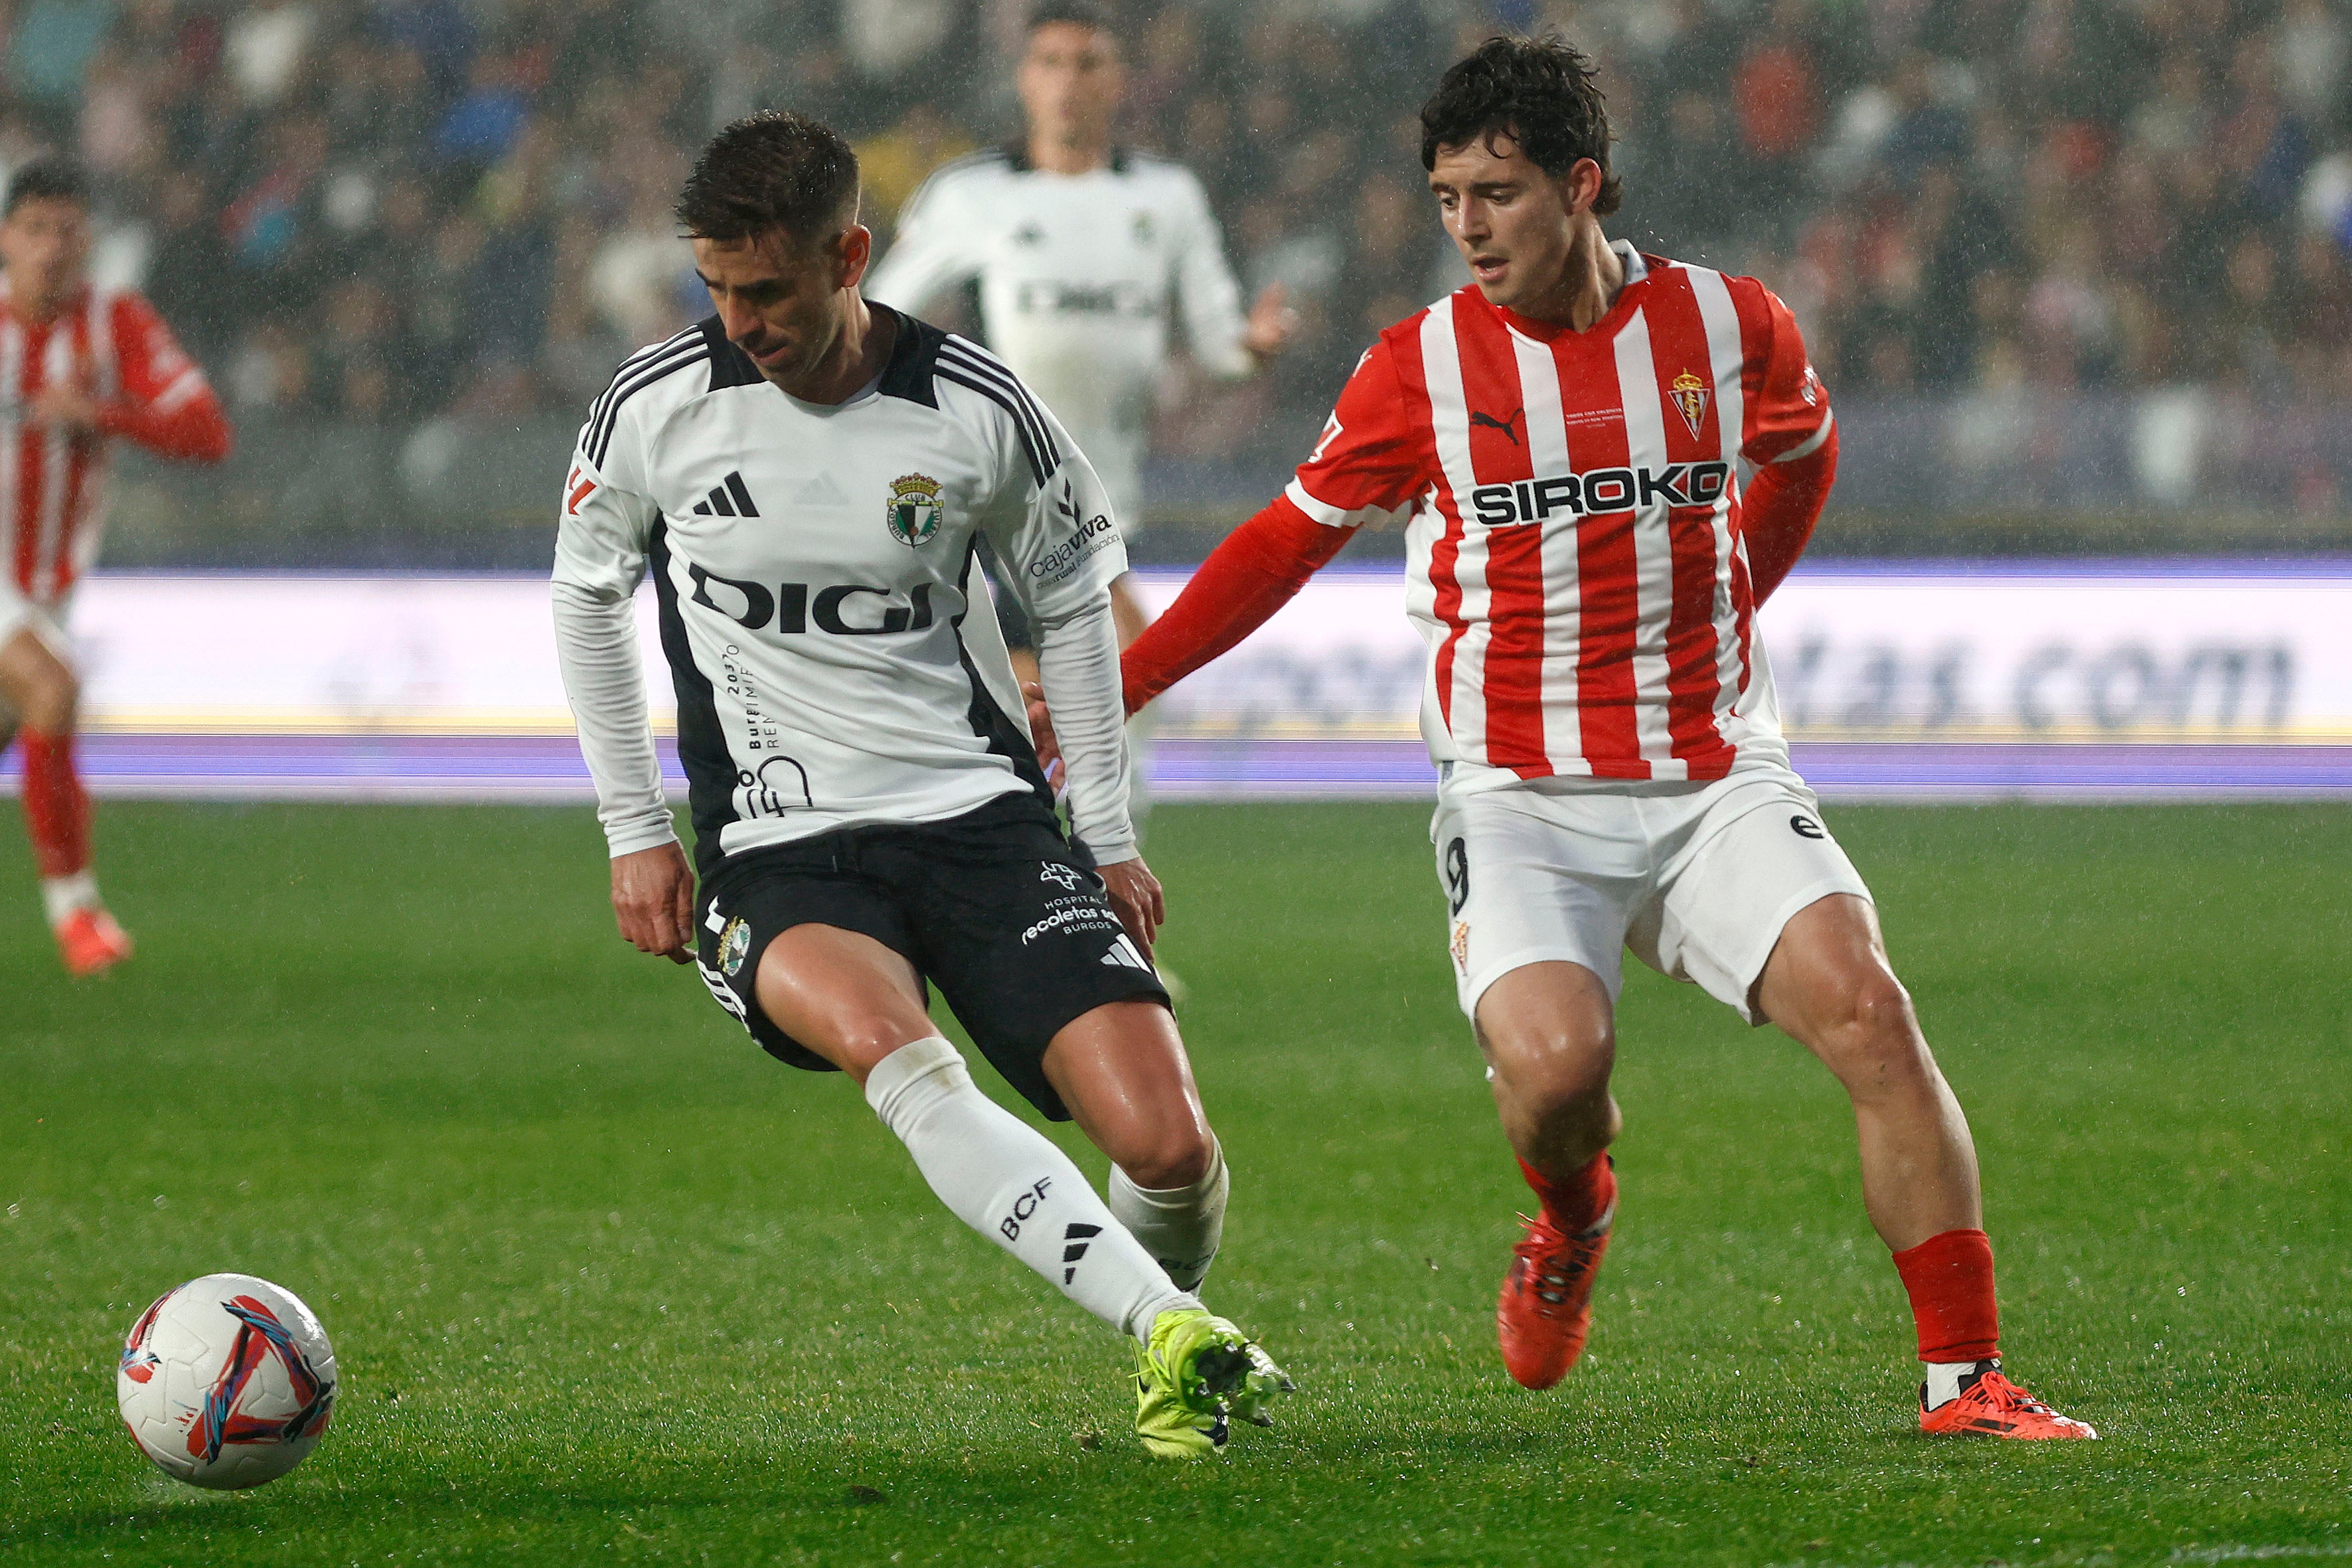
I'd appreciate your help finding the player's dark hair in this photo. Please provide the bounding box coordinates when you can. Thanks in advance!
[676,111,860,246]
[1420,35,1622,217]
[1027,1,1111,35]
[4,157,88,218]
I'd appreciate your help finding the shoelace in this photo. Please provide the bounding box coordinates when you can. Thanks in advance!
[1510,1214,1603,1313]
[1972,1373,2057,1415]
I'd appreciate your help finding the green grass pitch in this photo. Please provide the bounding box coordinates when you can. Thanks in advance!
[1,799,2347,1566]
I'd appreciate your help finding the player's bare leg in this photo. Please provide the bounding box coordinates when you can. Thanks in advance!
[0,625,76,769]
[1754,895,1977,1249]
[0,624,129,977]
[1757,894,2094,1438]
[752,927,1286,1454]
[1475,961,1622,1389]
[1044,998,1219,1251]
[1040,995,1286,1449]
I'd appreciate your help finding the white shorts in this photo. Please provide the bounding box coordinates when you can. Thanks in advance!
[0,579,70,659]
[1432,761,1872,1026]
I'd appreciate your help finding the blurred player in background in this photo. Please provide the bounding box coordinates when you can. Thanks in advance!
[0,161,231,977]
[1109,37,2096,1439]
[866,0,1295,824]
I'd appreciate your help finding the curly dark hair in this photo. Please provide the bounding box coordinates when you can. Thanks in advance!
[4,158,88,218]
[1419,35,1622,217]
[676,111,860,244]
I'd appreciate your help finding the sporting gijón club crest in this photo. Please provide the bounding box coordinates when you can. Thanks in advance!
[1670,369,1709,439]
[120,1291,337,1461]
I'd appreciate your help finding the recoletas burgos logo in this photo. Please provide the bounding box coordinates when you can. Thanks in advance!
[886,473,945,546]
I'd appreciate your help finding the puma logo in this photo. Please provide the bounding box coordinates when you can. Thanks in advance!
[1470,408,1523,446]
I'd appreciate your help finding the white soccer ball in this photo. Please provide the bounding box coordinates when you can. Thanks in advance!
[116,1273,338,1489]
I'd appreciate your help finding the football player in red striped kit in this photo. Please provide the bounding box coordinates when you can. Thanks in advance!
[0,161,232,975]
[1103,38,2093,1437]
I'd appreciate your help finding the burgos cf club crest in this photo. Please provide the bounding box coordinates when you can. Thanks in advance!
[1670,370,1710,440]
[886,473,945,546]
[718,915,752,977]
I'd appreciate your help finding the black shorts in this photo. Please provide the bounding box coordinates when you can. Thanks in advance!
[691,793,1169,1121]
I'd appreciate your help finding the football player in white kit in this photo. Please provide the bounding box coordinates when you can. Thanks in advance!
[866,1,1294,820]
[551,112,1289,1459]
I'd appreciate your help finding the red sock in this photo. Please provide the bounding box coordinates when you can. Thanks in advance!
[1891,1227,2000,1362]
[21,728,92,879]
[1518,1154,1614,1234]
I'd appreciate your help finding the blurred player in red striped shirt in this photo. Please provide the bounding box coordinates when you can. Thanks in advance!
[1110,39,2093,1438]
[0,161,232,976]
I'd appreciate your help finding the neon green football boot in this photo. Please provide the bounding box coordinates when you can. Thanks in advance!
[1133,1308,1296,1460]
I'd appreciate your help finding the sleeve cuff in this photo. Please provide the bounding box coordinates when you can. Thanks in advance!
[1087,834,1139,866]
[604,817,680,859]
[1768,409,1835,463]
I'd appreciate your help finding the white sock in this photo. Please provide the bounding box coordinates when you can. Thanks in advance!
[864,1036,1198,1340]
[42,870,98,927]
[1922,1356,1995,1409]
[1108,1138,1227,1293]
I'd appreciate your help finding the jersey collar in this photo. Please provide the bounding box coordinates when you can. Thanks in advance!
[1001,141,1129,175]
[1484,240,1654,345]
[872,302,950,407]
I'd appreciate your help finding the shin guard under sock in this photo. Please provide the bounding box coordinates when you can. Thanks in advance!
[22,728,92,881]
[1108,1138,1228,1293]
[864,1036,1197,1338]
[1893,1227,2001,1366]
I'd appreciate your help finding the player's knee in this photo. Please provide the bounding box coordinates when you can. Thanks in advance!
[1118,1122,1214,1192]
[831,1020,939,1081]
[1484,1014,1616,1117]
[1822,970,1926,1087]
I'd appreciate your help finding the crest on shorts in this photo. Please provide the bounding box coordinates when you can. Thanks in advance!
[718,915,751,977]
[1449,919,1471,977]
[886,473,945,546]
[1670,370,1709,440]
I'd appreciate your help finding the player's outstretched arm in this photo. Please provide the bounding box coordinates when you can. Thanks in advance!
[1121,333,1420,711]
[1119,501,1354,715]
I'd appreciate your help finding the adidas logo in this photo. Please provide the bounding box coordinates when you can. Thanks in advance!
[691,471,761,517]
[1100,934,1152,973]
[1062,1221,1101,1284]
[792,472,850,507]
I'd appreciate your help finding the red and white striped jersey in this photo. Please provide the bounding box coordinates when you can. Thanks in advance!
[0,283,230,605]
[1276,244,1832,783]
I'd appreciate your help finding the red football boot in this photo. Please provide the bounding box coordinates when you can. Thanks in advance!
[1496,1165,1616,1390]
[1919,1361,2098,1439]
[55,907,134,978]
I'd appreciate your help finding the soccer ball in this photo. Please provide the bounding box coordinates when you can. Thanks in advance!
[116,1273,338,1489]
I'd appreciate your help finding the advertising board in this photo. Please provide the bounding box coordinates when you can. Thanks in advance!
[19,566,2348,799]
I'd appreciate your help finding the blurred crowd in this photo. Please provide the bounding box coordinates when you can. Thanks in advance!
[5,0,2349,449]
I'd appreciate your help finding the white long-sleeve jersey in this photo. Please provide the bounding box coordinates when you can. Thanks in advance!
[865,146,1254,522]
[552,307,1136,875]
